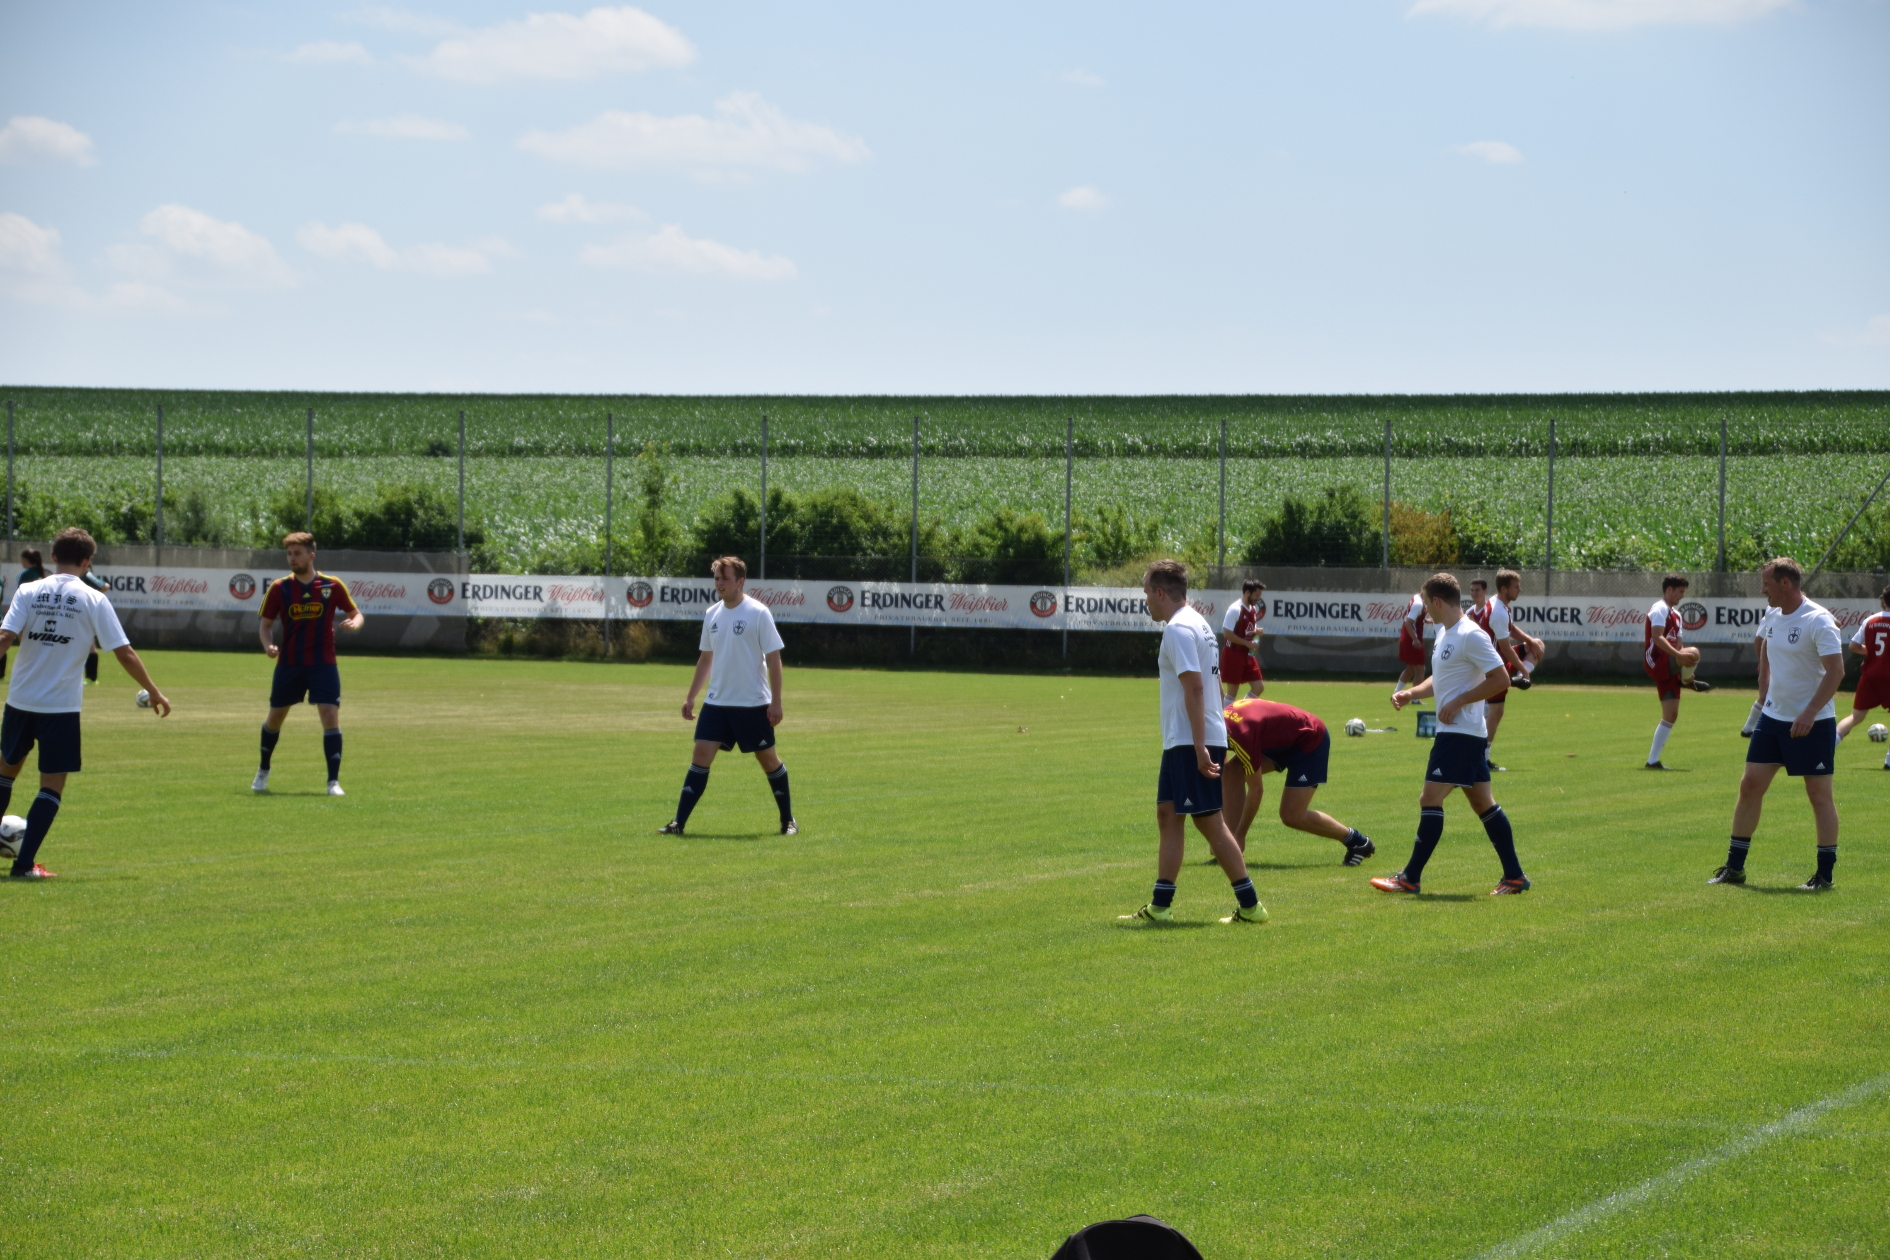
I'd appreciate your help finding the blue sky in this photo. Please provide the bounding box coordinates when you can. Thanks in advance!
[1,0,1884,394]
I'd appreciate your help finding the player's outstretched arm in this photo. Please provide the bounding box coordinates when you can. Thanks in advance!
[258,616,280,659]
[1392,676,1435,708]
[765,650,784,727]
[112,645,171,717]
[681,651,712,721]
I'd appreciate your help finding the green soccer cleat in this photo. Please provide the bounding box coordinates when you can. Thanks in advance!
[1119,903,1175,924]
[1220,902,1269,924]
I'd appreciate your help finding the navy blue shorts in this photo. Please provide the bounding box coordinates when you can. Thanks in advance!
[1746,714,1837,777]
[1,705,82,774]
[1157,744,1226,815]
[1425,732,1491,788]
[695,703,775,754]
[1265,731,1331,788]
[271,663,341,708]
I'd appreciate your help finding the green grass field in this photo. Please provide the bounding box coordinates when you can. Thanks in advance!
[4,653,1887,1258]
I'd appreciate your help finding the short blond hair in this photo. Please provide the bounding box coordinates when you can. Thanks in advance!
[282,531,315,550]
[711,555,747,580]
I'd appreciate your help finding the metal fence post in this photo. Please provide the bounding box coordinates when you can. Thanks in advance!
[1064,415,1074,660]
[4,399,11,540]
[155,403,164,547]
[304,408,315,532]
[910,414,919,657]
[1382,416,1392,569]
[758,413,769,580]
[603,412,614,655]
[1217,415,1228,575]
[457,410,466,556]
[1716,414,1728,575]
[1544,416,1556,596]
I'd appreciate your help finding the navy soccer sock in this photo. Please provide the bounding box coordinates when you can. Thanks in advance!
[1816,845,1837,881]
[1230,876,1259,909]
[674,764,711,827]
[1405,807,1446,880]
[260,725,281,771]
[11,787,61,876]
[1726,836,1751,872]
[323,729,342,782]
[0,771,14,817]
[766,763,792,823]
[1479,804,1523,881]
[1151,878,1177,908]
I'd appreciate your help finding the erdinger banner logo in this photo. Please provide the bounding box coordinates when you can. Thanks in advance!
[228,573,256,600]
[826,585,855,614]
[1679,601,1708,632]
[1029,590,1058,618]
[626,580,654,609]
[427,577,456,606]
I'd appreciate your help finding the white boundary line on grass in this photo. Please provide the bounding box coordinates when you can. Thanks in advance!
[1472,1070,1890,1258]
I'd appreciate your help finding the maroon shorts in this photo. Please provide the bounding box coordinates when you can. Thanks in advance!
[1397,628,1426,667]
[1220,647,1261,685]
[1853,673,1890,712]
[1645,662,1682,701]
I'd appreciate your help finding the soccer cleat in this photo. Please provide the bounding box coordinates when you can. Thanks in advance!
[1491,876,1531,896]
[1343,835,1376,866]
[1119,903,1176,924]
[1509,673,1533,690]
[251,770,270,792]
[1220,902,1269,924]
[1739,727,1756,738]
[780,818,798,835]
[327,781,346,797]
[1488,763,1508,773]
[1370,872,1421,894]
[1707,865,1746,885]
[11,863,56,879]
[1686,679,1714,693]
[1644,761,1666,770]
[657,820,685,836]
[1798,873,1832,891]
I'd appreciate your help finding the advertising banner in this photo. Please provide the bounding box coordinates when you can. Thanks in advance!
[37,566,1882,643]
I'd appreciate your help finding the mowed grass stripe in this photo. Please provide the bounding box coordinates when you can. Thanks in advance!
[3,653,1885,1258]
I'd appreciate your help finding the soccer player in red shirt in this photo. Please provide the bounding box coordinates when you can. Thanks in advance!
[1836,584,1890,769]
[1219,579,1265,704]
[1394,590,1428,698]
[1218,697,1375,866]
[254,532,364,796]
[1642,574,1707,768]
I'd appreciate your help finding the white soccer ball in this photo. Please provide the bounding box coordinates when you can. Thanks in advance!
[1344,717,1367,737]
[136,689,151,708]
[0,814,25,860]
[1870,723,1889,744]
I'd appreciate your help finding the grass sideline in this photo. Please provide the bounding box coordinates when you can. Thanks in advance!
[3,652,1886,1258]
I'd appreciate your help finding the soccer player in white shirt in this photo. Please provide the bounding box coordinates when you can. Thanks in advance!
[1121,560,1267,925]
[1711,558,1845,890]
[1376,572,1531,896]
[0,528,171,879]
[659,556,795,837]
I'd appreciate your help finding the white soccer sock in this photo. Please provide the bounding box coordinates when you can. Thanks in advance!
[1647,721,1673,765]
[1521,659,1535,676]
[1743,700,1763,733]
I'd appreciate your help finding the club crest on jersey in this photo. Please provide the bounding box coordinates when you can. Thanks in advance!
[733,620,746,636]
[1788,628,1801,643]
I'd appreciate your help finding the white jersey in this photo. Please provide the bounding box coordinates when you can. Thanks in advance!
[1158,604,1227,750]
[1430,616,1505,739]
[2,572,130,714]
[1758,599,1843,723]
[1487,595,1513,642]
[698,595,784,708]
[1404,594,1425,627]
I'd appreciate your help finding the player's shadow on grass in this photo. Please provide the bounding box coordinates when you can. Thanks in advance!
[1731,884,1824,896]
[1414,893,1479,902]
[233,789,342,798]
[676,831,774,842]
[1111,920,1217,931]
[1240,860,1331,871]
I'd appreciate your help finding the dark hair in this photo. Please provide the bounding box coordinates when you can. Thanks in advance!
[1662,573,1690,592]
[1422,572,1461,603]
[1143,559,1188,600]
[19,548,41,568]
[282,531,315,549]
[1241,578,1265,595]
[1761,556,1802,586]
[711,555,747,580]
[51,528,96,565]
[1881,583,1890,606]
[1495,568,1521,591]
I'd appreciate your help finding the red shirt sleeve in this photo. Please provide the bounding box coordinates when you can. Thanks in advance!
[260,579,284,620]
[330,578,358,617]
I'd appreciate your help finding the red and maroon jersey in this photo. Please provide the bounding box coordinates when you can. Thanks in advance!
[1222,698,1327,772]
[1645,600,1683,672]
[1856,612,1890,684]
[260,573,358,666]
[1232,602,1260,641]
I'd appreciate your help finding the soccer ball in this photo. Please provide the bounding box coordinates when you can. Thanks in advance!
[136,689,151,708]
[0,815,25,860]
[1344,717,1367,737]
[1870,723,1889,744]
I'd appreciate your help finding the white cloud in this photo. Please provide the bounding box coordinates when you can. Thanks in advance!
[1455,140,1524,163]
[1060,69,1106,87]
[536,193,649,224]
[0,212,66,277]
[1,212,191,311]
[0,116,97,166]
[296,221,512,276]
[345,6,463,37]
[518,92,869,176]
[1408,0,1791,30]
[335,115,469,141]
[409,5,694,82]
[1058,185,1110,211]
[1865,316,1890,346]
[102,205,297,290]
[286,40,375,65]
[578,225,796,280]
